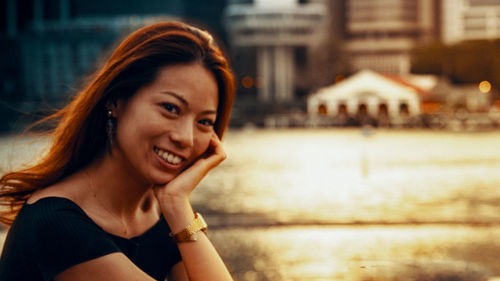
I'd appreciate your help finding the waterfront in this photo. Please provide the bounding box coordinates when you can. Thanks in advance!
[2,128,500,280]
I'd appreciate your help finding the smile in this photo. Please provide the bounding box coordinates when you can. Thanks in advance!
[154,147,184,165]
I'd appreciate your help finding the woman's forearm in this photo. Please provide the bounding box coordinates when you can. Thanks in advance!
[162,198,233,281]
[176,232,233,281]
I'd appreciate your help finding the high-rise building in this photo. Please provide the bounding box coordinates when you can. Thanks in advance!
[442,0,500,44]
[344,0,440,74]
[224,0,327,104]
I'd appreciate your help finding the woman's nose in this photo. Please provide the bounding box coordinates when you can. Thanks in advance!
[169,121,194,148]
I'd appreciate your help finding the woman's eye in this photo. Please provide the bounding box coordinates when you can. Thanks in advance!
[161,103,180,114]
[198,119,215,127]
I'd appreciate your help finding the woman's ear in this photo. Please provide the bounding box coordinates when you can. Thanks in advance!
[106,100,122,118]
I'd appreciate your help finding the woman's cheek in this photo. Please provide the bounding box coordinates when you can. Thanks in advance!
[195,134,213,158]
[180,134,212,171]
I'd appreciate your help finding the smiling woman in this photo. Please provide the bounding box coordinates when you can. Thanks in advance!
[0,22,235,281]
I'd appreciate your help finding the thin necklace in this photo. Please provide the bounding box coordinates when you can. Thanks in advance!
[85,170,129,236]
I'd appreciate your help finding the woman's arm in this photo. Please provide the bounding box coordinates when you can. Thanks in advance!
[168,262,190,281]
[159,197,233,281]
[55,253,156,281]
[155,133,233,281]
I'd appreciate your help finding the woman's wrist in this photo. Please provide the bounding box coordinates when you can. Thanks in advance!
[159,195,196,233]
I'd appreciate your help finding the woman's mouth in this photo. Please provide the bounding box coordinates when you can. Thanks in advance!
[154,147,184,165]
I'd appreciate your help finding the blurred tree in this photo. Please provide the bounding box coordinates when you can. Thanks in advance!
[411,40,500,90]
[410,42,448,75]
[450,41,493,84]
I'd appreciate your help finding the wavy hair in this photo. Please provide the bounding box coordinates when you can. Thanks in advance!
[0,21,235,225]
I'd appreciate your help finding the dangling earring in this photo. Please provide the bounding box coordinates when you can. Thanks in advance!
[106,109,115,154]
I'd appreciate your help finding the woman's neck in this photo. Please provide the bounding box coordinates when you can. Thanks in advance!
[85,153,155,221]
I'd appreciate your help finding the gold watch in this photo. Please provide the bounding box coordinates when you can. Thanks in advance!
[170,212,208,243]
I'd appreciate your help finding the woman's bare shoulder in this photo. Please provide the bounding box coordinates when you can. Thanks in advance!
[27,171,86,205]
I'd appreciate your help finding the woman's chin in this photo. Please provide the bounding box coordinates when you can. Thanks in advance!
[150,172,178,186]
[151,178,169,186]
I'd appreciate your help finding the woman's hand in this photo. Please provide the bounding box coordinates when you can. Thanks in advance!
[153,133,226,229]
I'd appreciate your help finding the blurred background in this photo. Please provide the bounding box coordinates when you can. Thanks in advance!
[2,0,500,280]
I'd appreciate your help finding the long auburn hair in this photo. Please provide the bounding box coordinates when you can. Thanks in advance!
[0,21,235,225]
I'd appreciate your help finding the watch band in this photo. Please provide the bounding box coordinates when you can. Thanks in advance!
[170,212,208,243]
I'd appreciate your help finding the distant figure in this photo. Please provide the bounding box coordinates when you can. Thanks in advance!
[0,21,235,281]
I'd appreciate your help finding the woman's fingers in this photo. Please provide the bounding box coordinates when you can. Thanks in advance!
[177,134,225,184]
[202,134,227,169]
[155,133,226,198]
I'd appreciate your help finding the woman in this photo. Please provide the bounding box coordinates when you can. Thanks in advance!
[0,21,235,281]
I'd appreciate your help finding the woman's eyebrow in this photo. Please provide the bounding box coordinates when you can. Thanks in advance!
[200,110,217,116]
[160,91,188,106]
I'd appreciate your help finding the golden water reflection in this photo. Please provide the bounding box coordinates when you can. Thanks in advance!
[194,128,500,280]
[195,129,500,225]
[212,225,499,281]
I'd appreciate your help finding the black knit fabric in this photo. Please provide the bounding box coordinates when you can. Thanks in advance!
[0,197,181,281]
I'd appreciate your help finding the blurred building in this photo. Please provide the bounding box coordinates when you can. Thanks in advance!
[224,0,327,107]
[307,69,493,128]
[442,0,500,44]
[0,0,227,132]
[344,0,440,74]
[307,69,422,126]
[343,0,500,75]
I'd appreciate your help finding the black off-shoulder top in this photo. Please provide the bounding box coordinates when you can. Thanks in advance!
[0,197,181,281]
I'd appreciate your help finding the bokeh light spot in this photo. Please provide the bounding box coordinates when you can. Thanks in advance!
[479,80,491,93]
[242,76,254,89]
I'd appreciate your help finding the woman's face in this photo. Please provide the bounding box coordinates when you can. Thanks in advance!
[112,62,219,185]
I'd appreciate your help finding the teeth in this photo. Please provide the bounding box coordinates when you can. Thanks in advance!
[155,147,183,165]
[173,156,181,164]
